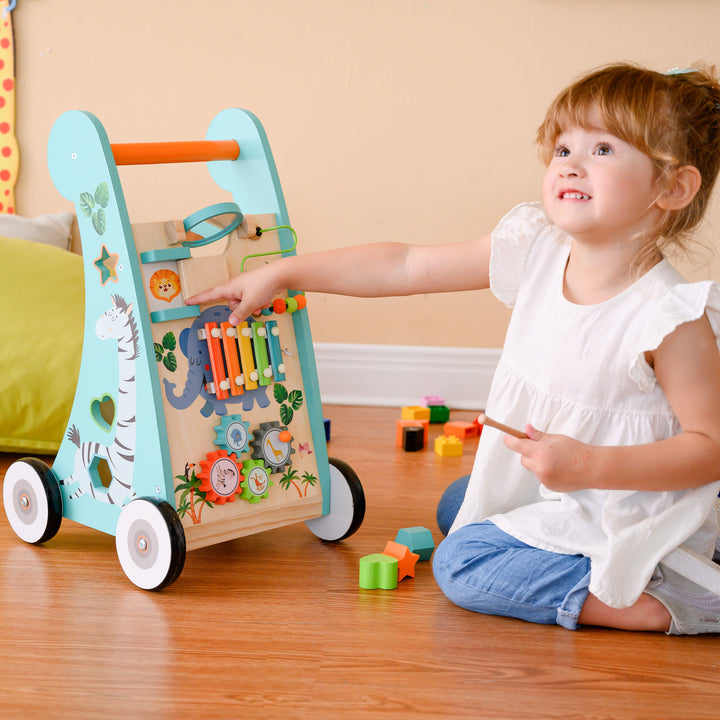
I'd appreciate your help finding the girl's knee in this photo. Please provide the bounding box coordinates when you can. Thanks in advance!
[436,475,470,535]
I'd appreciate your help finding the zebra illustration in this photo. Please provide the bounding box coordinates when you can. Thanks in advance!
[61,294,139,505]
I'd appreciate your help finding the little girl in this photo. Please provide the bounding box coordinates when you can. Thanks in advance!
[187,63,720,635]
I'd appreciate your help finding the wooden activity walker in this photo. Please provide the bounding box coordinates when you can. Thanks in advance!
[2,109,365,589]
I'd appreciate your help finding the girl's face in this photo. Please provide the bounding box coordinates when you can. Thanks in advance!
[542,112,662,246]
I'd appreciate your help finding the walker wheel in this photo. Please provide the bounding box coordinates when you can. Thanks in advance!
[115,498,186,590]
[305,457,365,542]
[3,458,63,544]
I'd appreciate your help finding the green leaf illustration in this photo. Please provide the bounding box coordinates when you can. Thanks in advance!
[154,342,164,361]
[79,192,95,217]
[288,389,304,410]
[163,352,177,372]
[94,182,110,208]
[274,383,288,404]
[162,332,176,351]
[280,403,294,426]
[92,208,107,235]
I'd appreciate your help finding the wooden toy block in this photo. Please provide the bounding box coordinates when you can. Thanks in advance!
[396,419,429,448]
[359,553,398,590]
[402,426,424,452]
[420,395,445,407]
[443,420,477,439]
[383,540,420,580]
[434,435,463,457]
[395,527,435,561]
[401,405,431,421]
[429,405,450,424]
[473,415,485,437]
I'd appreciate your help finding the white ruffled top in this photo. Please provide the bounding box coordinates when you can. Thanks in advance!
[449,202,720,608]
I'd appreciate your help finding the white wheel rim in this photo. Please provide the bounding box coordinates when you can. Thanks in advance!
[305,463,354,541]
[3,462,51,544]
[115,500,173,590]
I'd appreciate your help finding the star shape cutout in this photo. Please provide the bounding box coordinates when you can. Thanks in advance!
[93,244,120,286]
[383,540,420,581]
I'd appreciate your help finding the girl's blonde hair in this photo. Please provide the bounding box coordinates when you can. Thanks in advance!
[537,63,720,271]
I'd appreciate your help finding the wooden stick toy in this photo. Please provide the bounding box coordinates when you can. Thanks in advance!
[477,413,528,439]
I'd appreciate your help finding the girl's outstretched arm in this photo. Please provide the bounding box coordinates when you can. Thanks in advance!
[185,233,493,325]
[504,314,720,493]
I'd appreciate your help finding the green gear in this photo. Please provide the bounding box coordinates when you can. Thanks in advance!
[239,459,273,503]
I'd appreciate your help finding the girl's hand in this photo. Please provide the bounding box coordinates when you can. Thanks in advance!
[503,424,597,492]
[185,264,285,325]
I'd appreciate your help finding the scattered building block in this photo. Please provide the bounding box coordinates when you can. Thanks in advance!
[473,415,485,436]
[396,419,429,448]
[401,405,431,421]
[402,426,424,451]
[443,420,478,439]
[429,405,450,424]
[359,553,398,589]
[395,527,435,561]
[383,541,420,580]
[434,435,463,457]
[420,395,445,407]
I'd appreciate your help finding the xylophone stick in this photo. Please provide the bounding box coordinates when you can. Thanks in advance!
[477,413,528,439]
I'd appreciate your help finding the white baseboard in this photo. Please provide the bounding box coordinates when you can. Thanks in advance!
[313,342,500,410]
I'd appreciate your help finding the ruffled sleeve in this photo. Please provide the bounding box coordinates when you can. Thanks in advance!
[628,273,720,392]
[489,202,553,307]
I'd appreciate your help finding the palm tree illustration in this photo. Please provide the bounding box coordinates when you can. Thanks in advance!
[174,462,214,524]
[279,467,302,497]
[301,471,318,497]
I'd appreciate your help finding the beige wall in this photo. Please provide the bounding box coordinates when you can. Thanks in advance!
[14,0,720,347]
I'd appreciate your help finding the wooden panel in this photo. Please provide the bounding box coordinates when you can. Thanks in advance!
[132,215,325,549]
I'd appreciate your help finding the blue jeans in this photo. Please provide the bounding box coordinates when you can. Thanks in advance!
[433,477,591,629]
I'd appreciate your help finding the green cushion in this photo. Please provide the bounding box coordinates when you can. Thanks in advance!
[0,237,84,453]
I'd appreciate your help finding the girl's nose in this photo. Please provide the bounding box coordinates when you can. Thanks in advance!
[559,158,584,178]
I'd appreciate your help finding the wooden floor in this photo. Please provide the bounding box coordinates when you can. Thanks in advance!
[1,404,719,719]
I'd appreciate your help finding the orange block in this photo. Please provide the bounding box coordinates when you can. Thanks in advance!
[383,541,420,580]
[396,419,429,448]
[443,421,478,439]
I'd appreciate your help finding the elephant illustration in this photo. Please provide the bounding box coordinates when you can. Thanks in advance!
[163,305,270,417]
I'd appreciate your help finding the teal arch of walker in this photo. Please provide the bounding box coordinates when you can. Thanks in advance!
[47,110,175,534]
[206,108,331,515]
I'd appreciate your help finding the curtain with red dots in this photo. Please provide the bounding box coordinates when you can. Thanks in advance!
[0,1,17,214]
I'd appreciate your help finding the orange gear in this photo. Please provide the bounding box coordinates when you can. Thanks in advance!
[197,449,243,504]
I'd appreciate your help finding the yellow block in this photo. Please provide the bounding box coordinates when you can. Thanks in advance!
[434,435,463,457]
[401,406,431,421]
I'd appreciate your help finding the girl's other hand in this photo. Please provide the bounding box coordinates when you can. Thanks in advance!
[504,424,597,492]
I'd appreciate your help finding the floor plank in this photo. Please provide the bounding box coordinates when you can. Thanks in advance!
[1,405,718,719]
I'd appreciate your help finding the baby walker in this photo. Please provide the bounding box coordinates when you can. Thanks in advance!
[2,109,365,589]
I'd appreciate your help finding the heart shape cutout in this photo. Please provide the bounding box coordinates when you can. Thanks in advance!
[90,394,116,432]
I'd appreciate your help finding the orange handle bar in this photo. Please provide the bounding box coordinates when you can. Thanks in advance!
[110,140,240,166]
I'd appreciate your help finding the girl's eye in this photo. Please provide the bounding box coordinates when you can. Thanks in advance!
[595,143,613,156]
[555,145,570,158]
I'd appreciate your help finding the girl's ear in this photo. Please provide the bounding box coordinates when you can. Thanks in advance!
[656,165,702,210]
